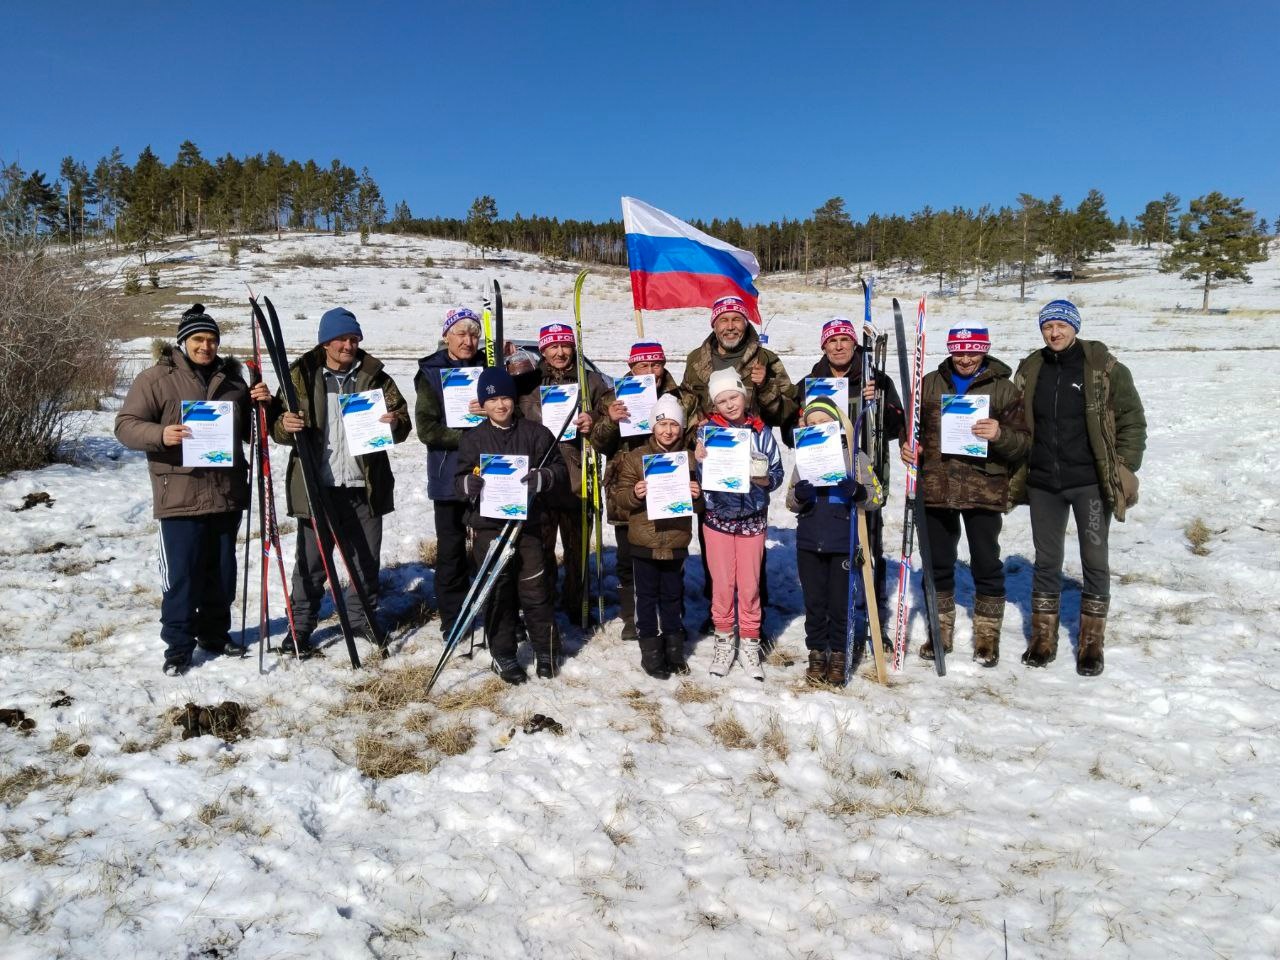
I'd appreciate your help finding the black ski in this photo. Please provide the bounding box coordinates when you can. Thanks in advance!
[250,295,383,668]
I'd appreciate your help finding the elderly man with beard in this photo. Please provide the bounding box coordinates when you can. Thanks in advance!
[681,297,796,632]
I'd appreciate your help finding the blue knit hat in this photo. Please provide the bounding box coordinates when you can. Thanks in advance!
[317,308,363,345]
[1038,299,1081,332]
[477,367,516,402]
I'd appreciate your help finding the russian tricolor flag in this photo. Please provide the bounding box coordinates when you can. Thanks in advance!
[622,197,762,324]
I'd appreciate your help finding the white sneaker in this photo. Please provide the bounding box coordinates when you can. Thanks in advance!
[709,632,736,677]
[740,638,765,681]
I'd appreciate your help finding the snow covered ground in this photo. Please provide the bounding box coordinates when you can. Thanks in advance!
[2,233,1278,959]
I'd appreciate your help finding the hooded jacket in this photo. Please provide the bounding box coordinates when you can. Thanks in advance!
[114,342,251,519]
[1010,339,1146,521]
[681,324,797,428]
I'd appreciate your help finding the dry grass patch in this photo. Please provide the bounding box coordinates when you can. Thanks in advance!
[0,766,52,806]
[345,662,435,714]
[424,719,476,756]
[1185,517,1212,556]
[751,766,781,797]
[673,681,718,704]
[622,688,667,741]
[417,538,439,568]
[761,712,789,762]
[709,711,755,750]
[355,735,432,780]
[436,676,508,714]
[67,626,112,649]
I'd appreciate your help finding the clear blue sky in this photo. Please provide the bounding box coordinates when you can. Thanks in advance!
[3,0,1277,226]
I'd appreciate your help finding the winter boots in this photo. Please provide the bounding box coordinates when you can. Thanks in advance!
[826,650,848,686]
[740,638,765,681]
[1022,592,1060,667]
[971,594,1005,668]
[709,632,736,677]
[919,591,956,661]
[491,656,529,685]
[806,650,828,685]
[1077,593,1109,677]
[535,652,561,680]
[664,631,690,675]
[639,634,671,680]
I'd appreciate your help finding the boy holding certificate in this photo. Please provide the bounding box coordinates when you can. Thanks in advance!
[901,325,1030,667]
[456,368,568,683]
[785,397,882,685]
[607,395,701,678]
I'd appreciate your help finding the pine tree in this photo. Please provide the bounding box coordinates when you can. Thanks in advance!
[1015,193,1047,300]
[1160,192,1266,311]
[811,196,852,286]
[467,195,499,258]
[354,167,386,243]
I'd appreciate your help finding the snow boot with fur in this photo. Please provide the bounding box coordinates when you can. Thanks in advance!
[919,591,955,660]
[1076,593,1108,677]
[971,594,1004,668]
[1022,592,1060,667]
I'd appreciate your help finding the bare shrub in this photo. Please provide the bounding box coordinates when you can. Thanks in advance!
[0,246,120,471]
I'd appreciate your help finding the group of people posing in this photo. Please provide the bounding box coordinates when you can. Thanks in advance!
[116,292,1146,686]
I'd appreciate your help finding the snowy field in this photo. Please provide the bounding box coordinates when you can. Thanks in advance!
[2,232,1278,959]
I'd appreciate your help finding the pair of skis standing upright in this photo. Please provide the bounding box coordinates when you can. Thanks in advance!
[838,283,945,685]
[239,295,387,672]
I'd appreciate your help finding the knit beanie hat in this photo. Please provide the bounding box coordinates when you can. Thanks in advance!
[176,304,219,344]
[802,396,843,425]
[710,295,750,325]
[317,307,363,345]
[820,316,857,346]
[538,323,576,351]
[652,393,686,429]
[477,367,517,402]
[1038,299,1082,332]
[443,307,481,335]
[707,368,747,402]
[946,326,991,354]
[628,341,666,365]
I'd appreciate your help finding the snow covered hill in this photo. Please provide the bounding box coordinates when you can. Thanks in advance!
[2,233,1278,959]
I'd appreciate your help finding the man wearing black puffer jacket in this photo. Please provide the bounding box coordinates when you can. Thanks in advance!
[415,307,485,637]
[1012,300,1146,677]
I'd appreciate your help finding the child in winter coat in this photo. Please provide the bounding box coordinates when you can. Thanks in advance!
[608,394,701,679]
[694,368,784,679]
[455,367,569,684]
[786,397,882,685]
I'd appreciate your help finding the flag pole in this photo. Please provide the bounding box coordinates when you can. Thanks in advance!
[633,308,644,339]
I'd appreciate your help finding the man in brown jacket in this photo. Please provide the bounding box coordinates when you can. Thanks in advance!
[115,304,269,675]
[901,325,1031,666]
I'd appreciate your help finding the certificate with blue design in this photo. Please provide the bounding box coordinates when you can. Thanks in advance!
[616,374,658,438]
[940,394,989,457]
[442,367,485,428]
[699,426,751,493]
[479,454,529,520]
[804,377,849,414]
[793,421,847,486]
[643,451,693,520]
[180,400,234,468]
[540,383,579,441]
[340,389,394,457]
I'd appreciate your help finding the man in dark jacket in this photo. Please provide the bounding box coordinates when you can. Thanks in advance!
[794,316,906,649]
[516,322,610,621]
[271,308,411,654]
[902,325,1031,666]
[414,307,484,636]
[456,367,569,682]
[115,304,270,675]
[1011,299,1147,676]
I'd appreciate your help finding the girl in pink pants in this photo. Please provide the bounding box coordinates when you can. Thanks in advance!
[695,369,784,679]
